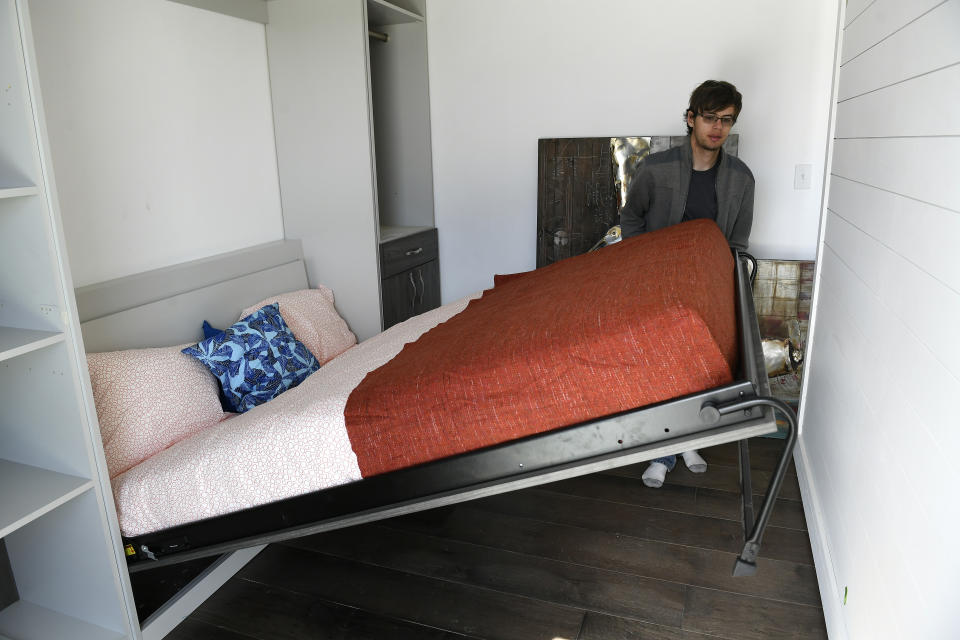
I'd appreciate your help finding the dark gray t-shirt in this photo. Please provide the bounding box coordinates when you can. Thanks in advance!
[682,162,719,222]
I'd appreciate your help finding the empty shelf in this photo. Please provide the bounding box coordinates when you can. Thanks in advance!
[367,0,423,26]
[0,459,91,539]
[0,327,64,363]
[0,600,126,640]
[0,186,39,200]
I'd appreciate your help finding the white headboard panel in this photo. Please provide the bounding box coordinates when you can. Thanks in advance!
[76,240,308,352]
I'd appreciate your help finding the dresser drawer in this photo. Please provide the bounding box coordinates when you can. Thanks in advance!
[379,228,438,279]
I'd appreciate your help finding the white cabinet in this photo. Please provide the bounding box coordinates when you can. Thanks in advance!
[267,0,435,340]
[0,1,135,637]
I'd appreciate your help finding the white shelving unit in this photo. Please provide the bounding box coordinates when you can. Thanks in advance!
[0,1,135,637]
[267,0,435,339]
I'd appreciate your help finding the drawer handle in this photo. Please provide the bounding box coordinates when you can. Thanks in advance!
[409,272,417,311]
[405,247,423,256]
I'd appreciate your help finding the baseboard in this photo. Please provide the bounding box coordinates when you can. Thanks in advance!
[794,438,847,640]
[140,545,266,640]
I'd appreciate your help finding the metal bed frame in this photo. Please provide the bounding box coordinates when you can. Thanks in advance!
[122,250,797,577]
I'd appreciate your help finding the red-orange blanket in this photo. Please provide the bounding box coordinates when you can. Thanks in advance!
[345,219,737,477]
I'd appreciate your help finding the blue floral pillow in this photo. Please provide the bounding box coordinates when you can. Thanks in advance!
[201,320,225,340]
[183,304,320,413]
[200,321,232,412]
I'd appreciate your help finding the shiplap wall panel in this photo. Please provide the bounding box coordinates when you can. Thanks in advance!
[798,303,905,639]
[806,249,956,637]
[840,0,942,64]
[844,0,874,27]
[827,177,960,291]
[811,253,939,469]
[823,212,960,390]
[830,138,960,211]
[835,64,960,138]
[801,0,960,635]
[819,222,960,459]
[825,247,960,630]
[837,0,960,100]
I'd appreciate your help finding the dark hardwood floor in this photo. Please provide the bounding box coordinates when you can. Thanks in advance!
[142,438,827,639]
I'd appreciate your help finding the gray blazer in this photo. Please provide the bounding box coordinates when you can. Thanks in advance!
[619,138,755,250]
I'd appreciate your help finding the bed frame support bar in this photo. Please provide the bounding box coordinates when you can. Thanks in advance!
[738,439,755,539]
[705,395,797,576]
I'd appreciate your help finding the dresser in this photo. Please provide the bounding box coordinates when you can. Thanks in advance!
[380,226,440,329]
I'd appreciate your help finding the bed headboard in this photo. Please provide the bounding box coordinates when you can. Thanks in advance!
[76,240,309,352]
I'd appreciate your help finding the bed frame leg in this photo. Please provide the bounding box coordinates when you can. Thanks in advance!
[733,543,761,576]
[738,439,755,538]
[738,397,797,576]
[704,396,798,576]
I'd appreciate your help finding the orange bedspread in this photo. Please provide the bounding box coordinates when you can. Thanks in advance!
[345,219,737,477]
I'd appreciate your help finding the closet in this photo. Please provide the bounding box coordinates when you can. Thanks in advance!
[367,0,439,328]
[267,0,438,339]
[0,1,135,637]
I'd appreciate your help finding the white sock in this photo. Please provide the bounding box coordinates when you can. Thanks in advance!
[682,450,707,473]
[642,461,669,488]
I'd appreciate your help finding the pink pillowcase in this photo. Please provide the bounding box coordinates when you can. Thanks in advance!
[87,346,226,478]
[239,287,357,366]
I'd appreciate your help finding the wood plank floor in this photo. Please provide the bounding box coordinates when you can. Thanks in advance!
[139,438,827,639]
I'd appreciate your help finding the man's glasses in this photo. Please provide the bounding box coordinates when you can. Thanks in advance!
[699,112,735,128]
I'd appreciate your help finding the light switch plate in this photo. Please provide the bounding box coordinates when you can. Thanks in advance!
[794,164,812,190]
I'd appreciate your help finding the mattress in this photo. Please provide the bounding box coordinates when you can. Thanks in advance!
[345,218,737,476]
[113,219,735,537]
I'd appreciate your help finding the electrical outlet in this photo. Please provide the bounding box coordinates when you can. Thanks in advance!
[794,164,812,190]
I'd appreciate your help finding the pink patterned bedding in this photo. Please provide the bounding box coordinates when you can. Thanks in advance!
[111,294,479,537]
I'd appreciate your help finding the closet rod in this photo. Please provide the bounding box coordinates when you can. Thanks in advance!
[369,29,389,43]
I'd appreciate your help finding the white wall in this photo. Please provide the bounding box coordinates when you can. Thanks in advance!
[28,0,283,287]
[426,0,840,302]
[798,0,960,637]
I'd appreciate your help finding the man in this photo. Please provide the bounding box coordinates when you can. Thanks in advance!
[620,79,755,488]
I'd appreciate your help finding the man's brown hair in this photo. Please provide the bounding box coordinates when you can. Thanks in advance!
[685,80,742,134]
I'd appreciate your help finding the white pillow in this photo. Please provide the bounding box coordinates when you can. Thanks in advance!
[87,346,226,478]
[239,286,357,366]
